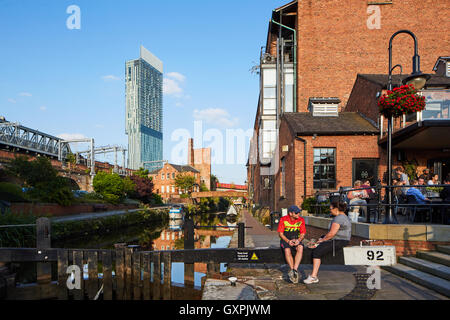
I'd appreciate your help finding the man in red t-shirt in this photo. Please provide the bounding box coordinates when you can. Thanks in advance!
[277,205,306,283]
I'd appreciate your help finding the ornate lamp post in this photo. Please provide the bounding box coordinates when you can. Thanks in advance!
[384,30,430,224]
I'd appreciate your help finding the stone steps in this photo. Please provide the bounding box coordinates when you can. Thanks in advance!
[383,264,450,297]
[399,256,450,281]
[436,245,450,255]
[416,251,450,267]
[383,246,450,298]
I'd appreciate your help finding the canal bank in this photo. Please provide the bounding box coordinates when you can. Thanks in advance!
[202,209,448,300]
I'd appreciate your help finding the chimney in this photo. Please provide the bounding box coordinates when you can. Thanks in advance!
[187,138,194,166]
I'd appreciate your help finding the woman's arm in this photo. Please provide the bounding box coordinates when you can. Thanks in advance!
[317,223,340,243]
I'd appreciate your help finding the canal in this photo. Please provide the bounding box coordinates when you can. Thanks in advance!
[12,211,236,300]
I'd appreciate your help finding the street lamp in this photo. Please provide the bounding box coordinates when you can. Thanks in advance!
[384,30,430,224]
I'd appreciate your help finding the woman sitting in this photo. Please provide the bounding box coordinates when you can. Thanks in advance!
[303,200,352,284]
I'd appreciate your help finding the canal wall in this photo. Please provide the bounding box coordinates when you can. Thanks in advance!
[9,202,139,217]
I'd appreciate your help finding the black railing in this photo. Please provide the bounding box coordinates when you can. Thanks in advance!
[310,182,450,224]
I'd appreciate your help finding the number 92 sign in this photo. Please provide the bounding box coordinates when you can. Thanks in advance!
[343,246,396,266]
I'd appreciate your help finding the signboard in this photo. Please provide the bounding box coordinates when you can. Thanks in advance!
[343,246,396,266]
[235,251,259,262]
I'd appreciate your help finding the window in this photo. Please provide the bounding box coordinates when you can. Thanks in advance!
[313,148,336,190]
[172,173,175,179]
[262,68,277,115]
[161,186,165,193]
[172,186,175,193]
[167,173,170,179]
[161,173,164,180]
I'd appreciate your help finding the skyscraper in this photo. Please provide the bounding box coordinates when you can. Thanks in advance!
[125,46,163,171]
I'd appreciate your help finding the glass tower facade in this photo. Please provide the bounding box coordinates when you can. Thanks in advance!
[125,46,163,171]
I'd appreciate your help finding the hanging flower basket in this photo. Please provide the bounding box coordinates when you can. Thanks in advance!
[378,84,426,118]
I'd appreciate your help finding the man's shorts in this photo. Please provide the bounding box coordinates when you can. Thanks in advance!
[280,239,304,251]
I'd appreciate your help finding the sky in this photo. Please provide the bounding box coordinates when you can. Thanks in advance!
[0,0,289,185]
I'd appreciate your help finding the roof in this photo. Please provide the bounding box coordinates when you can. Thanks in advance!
[433,56,450,71]
[358,74,450,89]
[283,112,379,136]
[149,163,200,174]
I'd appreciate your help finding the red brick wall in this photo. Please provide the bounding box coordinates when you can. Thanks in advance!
[296,0,450,111]
[345,76,383,124]
[150,163,201,201]
[273,126,380,212]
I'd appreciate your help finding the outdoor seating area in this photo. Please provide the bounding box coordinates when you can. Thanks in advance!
[310,180,450,225]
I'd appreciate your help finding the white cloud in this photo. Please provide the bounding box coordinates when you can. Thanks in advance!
[19,92,32,97]
[163,77,183,95]
[39,106,47,111]
[193,108,239,128]
[166,72,186,82]
[101,75,120,81]
[7,98,16,104]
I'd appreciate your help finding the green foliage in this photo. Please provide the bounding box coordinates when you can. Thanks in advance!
[426,186,443,193]
[93,171,131,204]
[6,156,75,206]
[0,182,28,202]
[134,168,151,179]
[200,182,209,192]
[301,197,317,213]
[0,211,38,247]
[402,160,419,182]
[174,173,195,194]
[150,193,164,205]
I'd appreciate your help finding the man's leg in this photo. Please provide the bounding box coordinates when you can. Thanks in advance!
[284,248,294,270]
[293,245,303,271]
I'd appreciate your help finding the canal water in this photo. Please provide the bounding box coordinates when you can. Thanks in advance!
[13,211,236,300]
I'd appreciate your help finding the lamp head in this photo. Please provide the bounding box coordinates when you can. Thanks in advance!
[402,73,431,90]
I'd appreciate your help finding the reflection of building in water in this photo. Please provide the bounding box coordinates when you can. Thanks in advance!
[152,229,183,251]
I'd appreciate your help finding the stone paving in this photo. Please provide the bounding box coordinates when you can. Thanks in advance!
[202,209,448,300]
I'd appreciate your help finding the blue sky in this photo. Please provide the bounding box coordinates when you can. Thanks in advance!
[0,0,288,185]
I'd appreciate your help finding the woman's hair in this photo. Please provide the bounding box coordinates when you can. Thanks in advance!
[354,180,362,187]
[330,199,347,212]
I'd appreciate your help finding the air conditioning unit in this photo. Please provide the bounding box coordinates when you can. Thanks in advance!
[262,53,276,64]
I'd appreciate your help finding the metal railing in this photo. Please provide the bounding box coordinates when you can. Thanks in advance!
[310,182,450,224]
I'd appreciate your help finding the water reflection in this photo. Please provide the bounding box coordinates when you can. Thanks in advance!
[47,211,237,299]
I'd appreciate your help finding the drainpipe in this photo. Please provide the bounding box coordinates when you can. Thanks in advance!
[295,136,307,199]
[271,18,297,113]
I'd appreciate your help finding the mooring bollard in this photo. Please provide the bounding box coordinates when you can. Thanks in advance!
[238,222,245,248]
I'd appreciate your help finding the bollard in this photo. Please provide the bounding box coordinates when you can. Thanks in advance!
[184,219,195,250]
[36,218,52,285]
[238,223,245,248]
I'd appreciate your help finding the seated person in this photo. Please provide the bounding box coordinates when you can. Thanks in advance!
[347,180,368,219]
[361,180,376,199]
[427,174,440,185]
[417,176,428,196]
[406,180,431,204]
[278,205,306,284]
[303,200,351,284]
[441,176,450,202]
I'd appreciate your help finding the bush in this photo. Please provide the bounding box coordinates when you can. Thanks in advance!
[301,197,317,213]
[0,182,28,202]
[93,171,130,204]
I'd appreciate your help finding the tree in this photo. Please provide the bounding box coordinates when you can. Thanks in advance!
[134,167,151,179]
[129,175,154,203]
[6,156,75,206]
[93,171,129,204]
[174,173,195,194]
[210,174,218,191]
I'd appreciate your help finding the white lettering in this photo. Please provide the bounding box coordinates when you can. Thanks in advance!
[66,5,81,30]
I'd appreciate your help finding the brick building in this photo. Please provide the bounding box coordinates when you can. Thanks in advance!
[149,162,201,202]
[247,0,450,212]
[187,138,211,190]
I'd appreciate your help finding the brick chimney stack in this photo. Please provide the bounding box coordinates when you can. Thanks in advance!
[187,138,194,166]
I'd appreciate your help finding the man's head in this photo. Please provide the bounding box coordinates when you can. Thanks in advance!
[395,166,404,173]
[418,177,425,185]
[288,205,301,218]
[411,179,419,186]
[363,180,370,186]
